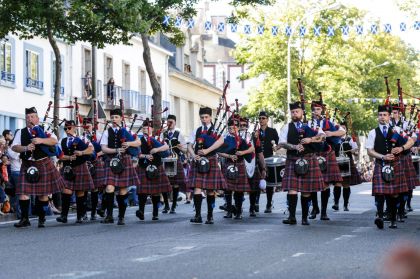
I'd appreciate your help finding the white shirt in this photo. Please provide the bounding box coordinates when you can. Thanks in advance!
[365,124,401,149]
[188,123,213,144]
[279,122,325,144]
[6,147,21,172]
[11,127,58,147]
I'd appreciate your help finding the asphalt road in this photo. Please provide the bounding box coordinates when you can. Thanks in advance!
[1,182,420,279]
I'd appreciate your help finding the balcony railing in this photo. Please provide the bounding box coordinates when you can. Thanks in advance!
[26,78,43,90]
[51,86,65,98]
[162,100,170,118]
[1,71,15,83]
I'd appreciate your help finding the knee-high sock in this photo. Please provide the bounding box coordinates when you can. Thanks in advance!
[397,193,407,217]
[375,195,385,219]
[207,195,215,219]
[287,194,298,219]
[234,192,244,214]
[193,194,202,218]
[343,188,351,206]
[36,199,49,221]
[152,195,160,217]
[172,187,179,209]
[333,186,341,205]
[100,192,107,211]
[61,193,72,218]
[162,192,170,208]
[225,190,232,212]
[117,194,128,218]
[19,199,30,220]
[106,192,114,217]
[387,195,398,222]
[311,192,319,210]
[76,195,85,219]
[256,190,260,204]
[301,195,310,220]
[321,188,330,215]
[91,191,99,216]
[407,189,413,207]
[249,191,257,210]
[138,194,148,212]
[266,187,274,207]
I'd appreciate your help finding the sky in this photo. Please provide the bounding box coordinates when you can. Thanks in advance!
[202,0,419,50]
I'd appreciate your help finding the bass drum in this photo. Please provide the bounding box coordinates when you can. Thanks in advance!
[245,156,256,178]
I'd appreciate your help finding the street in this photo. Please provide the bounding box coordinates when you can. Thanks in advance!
[1,182,420,279]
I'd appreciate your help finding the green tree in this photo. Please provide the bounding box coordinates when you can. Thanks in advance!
[233,0,419,132]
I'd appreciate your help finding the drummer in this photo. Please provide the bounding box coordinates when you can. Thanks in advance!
[257,111,279,214]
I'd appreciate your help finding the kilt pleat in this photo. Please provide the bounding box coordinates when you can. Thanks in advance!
[399,154,419,190]
[318,150,343,183]
[188,155,226,190]
[61,162,94,191]
[372,160,409,195]
[167,159,187,190]
[222,160,251,192]
[281,154,325,193]
[104,155,140,188]
[137,165,172,194]
[343,156,362,186]
[248,166,261,191]
[91,158,106,189]
[17,158,65,196]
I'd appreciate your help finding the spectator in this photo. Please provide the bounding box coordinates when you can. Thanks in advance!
[84,71,93,99]
[106,78,115,105]
[6,129,21,217]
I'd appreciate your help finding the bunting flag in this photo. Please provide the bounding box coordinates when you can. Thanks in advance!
[204,21,212,31]
[299,26,306,36]
[400,22,406,31]
[415,21,420,30]
[163,15,170,26]
[348,98,420,104]
[231,23,238,33]
[327,26,335,36]
[371,24,378,34]
[314,26,321,36]
[187,18,195,29]
[384,23,392,33]
[258,25,264,35]
[285,26,292,36]
[271,26,279,36]
[356,25,363,35]
[217,22,225,32]
[341,25,349,35]
[244,24,251,34]
[175,17,182,27]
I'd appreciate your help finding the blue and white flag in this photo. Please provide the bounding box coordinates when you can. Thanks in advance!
[258,25,264,35]
[356,25,363,35]
[384,23,392,33]
[327,26,335,36]
[370,24,378,34]
[341,25,349,35]
[299,26,306,36]
[187,18,195,29]
[244,24,251,34]
[205,21,212,31]
[400,22,406,31]
[414,21,420,30]
[163,15,170,26]
[175,17,182,27]
[313,26,321,36]
[285,26,292,37]
[217,22,225,32]
[231,23,238,33]
[271,26,279,36]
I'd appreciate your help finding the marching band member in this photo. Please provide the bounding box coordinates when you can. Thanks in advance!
[187,107,226,224]
[136,119,172,221]
[100,108,141,225]
[56,120,94,224]
[12,107,66,228]
[366,105,414,229]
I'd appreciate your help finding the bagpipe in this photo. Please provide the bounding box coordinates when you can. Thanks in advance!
[297,79,319,138]
[118,99,140,157]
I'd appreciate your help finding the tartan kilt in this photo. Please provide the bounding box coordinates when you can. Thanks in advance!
[372,160,409,195]
[399,154,419,190]
[282,154,325,193]
[343,156,362,186]
[188,155,226,190]
[222,160,251,192]
[61,162,94,191]
[91,158,106,189]
[104,155,141,188]
[248,166,261,192]
[318,150,343,183]
[17,158,65,196]
[167,159,187,190]
[136,165,172,194]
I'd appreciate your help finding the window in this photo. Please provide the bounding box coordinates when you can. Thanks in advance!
[203,65,216,85]
[83,48,92,75]
[184,54,191,73]
[105,56,113,83]
[51,54,65,97]
[26,50,39,81]
[122,63,130,90]
[228,65,244,90]
[0,39,14,84]
[140,69,146,93]
[24,44,44,91]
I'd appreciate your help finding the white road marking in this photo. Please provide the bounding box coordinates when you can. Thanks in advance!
[49,271,104,278]
[291,252,306,257]
[133,246,197,263]
[333,235,356,241]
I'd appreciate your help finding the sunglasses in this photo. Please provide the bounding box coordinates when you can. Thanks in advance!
[259,117,267,120]
[63,127,69,131]
[240,124,248,128]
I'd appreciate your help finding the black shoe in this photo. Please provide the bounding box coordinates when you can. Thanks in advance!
[117,217,125,225]
[264,206,272,213]
[309,208,319,219]
[320,214,330,221]
[14,218,31,228]
[135,210,144,221]
[205,218,214,224]
[301,218,310,226]
[162,206,170,214]
[224,212,233,218]
[190,216,203,224]
[255,204,259,213]
[397,215,405,223]
[332,204,339,211]
[83,213,88,221]
[185,200,191,204]
[75,218,83,224]
[90,214,97,221]
[219,204,227,211]
[374,217,384,229]
[38,218,46,228]
[234,213,242,220]
[101,216,114,224]
[152,216,159,221]
[407,205,413,212]
[282,218,297,225]
[56,216,68,223]
[250,209,257,217]
[383,213,391,222]
[389,221,397,229]
[343,205,349,211]
[170,208,176,214]
[97,209,105,218]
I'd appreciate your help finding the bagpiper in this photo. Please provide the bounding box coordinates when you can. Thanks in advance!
[12,107,66,228]
[56,120,95,224]
[365,105,414,229]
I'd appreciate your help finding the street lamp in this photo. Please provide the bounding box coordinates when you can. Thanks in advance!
[286,2,343,121]
[371,61,390,70]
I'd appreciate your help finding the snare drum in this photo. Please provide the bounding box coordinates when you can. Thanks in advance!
[265,156,286,187]
[162,157,178,177]
[412,155,420,180]
[336,156,351,177]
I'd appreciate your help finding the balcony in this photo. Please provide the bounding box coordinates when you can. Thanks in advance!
[1,71,15,83]
[26,77,43,90]
[50,86,65,98]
